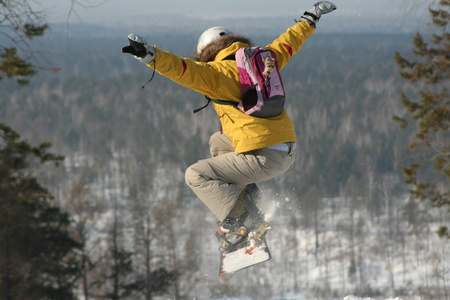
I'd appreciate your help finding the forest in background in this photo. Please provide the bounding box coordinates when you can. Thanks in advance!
[0,30,416,194]
[1,28,448,299]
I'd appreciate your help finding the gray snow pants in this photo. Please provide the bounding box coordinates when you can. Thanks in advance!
[185,131,296,222]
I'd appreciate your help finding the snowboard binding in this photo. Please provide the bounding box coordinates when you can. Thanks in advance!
[216,217,249,253]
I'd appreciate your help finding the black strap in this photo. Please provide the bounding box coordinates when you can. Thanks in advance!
[303,11,318,21]
[193,96,239,113]
[193,97,211,113]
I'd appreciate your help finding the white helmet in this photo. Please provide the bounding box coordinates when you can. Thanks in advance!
[197,26,233,53]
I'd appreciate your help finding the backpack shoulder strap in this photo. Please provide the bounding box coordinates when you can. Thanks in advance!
[192,52,240,114]
[193,96,239,113]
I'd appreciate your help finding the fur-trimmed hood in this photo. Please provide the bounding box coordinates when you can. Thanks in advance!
[193,34,253,62]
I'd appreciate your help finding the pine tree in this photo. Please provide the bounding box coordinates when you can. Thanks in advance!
[0,123,82,299]
[0,0,97,84]
[0,1,48,84]
[393,0,449,238]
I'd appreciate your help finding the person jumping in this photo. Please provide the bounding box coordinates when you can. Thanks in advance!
[122,1,337,252]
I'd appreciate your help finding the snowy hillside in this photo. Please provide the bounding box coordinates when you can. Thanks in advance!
[57,152,449,300]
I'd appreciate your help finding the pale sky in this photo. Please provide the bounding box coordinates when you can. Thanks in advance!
[37,0,428,25]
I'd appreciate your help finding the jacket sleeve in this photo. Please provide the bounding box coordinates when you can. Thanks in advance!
[147,49,242,102]
[265,21,315,70]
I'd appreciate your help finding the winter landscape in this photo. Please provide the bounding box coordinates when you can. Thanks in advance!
[1,0,448,299]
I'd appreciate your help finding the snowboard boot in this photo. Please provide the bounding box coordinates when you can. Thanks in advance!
[216,187,265,253]
[244,183,262,204]
[242,183,265,231]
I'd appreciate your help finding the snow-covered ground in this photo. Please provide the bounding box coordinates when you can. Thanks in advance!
[59,154,449,300]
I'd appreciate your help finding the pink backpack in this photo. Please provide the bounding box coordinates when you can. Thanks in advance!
[194,47,286,118]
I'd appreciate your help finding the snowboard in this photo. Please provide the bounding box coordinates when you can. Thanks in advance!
[218,221,271,277]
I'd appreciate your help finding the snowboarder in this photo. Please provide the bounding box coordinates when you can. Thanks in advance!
[123,1,337,253]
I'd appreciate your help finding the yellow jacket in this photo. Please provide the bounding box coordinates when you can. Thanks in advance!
[149,22,315,153]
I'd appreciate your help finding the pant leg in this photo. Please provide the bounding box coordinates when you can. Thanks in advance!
[185,142,296,222]
[209,131,234,157]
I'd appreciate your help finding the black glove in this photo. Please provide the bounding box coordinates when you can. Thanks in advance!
[122,34,155,64]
